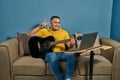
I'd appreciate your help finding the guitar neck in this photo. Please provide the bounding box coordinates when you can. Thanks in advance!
[50,39,70,45]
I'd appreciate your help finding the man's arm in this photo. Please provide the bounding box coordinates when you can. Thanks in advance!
[27,19,49,36]
[27,25,42,36]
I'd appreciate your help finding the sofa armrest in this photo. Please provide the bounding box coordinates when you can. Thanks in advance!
[0,38,19,62]
[100,38,120,80]
[112,46,120,80]
[100,38,120,63]
[0,38,18,80]
[100,38,120,48]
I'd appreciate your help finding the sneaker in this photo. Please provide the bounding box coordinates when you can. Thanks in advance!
[66,78,71,80]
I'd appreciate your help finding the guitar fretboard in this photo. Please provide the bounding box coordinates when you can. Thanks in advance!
[50,39,70,45]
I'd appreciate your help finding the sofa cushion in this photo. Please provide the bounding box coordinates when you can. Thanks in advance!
[78,55,112,75]
[17,32,31,57]
[13,56,45,75]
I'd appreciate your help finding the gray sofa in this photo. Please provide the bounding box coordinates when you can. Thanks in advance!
[0,37,120,80]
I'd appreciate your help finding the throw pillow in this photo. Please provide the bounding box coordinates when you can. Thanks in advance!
[17,32,31,57]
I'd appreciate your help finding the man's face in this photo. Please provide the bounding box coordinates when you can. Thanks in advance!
[50,18,61,31]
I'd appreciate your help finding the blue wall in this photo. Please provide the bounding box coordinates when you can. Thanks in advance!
[111,0,120,41]
[0,0,113,42]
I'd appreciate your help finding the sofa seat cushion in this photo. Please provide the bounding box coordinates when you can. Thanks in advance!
[78,55,112,75]
[13,56,45,75]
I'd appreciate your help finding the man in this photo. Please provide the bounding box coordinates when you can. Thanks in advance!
[28,16,76,80]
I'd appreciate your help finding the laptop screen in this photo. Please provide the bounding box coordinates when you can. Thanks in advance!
[79,32,98,50]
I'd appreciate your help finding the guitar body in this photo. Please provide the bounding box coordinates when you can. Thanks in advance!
[28,36,55,58]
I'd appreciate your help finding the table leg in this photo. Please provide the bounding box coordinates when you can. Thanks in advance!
[89,51,95,80]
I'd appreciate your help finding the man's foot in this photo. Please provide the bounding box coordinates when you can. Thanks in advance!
[66,78,71,80]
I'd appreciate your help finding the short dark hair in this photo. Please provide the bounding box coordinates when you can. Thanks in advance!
[50,16,61,21]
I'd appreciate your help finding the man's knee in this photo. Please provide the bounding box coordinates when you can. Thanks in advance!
[68,54,76,62]
[45,52,58,63]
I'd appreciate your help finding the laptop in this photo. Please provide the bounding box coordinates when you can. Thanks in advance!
[68,32,98,51]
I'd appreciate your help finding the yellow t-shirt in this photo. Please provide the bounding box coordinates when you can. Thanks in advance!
[36,27,70,52]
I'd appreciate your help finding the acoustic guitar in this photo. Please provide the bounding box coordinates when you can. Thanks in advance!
[28,36,70,58]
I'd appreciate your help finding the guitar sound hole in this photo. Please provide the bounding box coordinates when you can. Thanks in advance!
[44,41,51,49]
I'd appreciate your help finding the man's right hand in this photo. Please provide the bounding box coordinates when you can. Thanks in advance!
[39,18,49,29]
[27,18,49,36]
